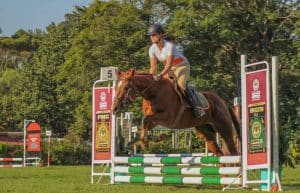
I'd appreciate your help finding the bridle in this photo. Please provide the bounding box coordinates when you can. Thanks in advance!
[115,75,156,108]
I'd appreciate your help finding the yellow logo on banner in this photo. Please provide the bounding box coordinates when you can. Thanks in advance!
[251,121,262,139]
[95,112,111,152]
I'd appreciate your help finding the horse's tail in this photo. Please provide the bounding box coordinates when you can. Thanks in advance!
[227,104,241,141]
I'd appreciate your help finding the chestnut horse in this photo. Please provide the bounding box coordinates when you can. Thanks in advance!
[113,68,241,156]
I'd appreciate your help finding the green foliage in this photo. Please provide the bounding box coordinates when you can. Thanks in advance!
[0,0,299,165]
[49,139,91,165]
[1,29,44,51]
[279,130,299,168]
[56,0,148,140]
[0,69,24,130]
[166,0,299,99]
[0,29,44,70]
[0,142,23,157]
[128,129,207,154]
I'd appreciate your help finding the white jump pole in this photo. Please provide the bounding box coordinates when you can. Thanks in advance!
[241,55,247,189]
[271,56,282,191]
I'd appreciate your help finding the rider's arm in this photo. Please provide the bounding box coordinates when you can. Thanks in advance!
[160,55,173,76]
[160,42,174,76]
[149,44,158,75]
[150,57,158,75]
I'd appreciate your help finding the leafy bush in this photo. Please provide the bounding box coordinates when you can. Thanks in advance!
[0,143,23,157]
[45,139,91,165]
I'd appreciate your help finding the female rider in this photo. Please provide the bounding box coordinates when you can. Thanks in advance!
[148,23,204,117]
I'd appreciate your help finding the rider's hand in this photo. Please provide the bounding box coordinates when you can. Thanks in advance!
[153,74,162,81]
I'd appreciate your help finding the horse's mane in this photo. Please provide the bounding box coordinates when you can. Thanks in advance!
[132,71,154,80]
[135,71,152,76]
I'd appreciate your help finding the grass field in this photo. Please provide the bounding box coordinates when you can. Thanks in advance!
[0,165,299,193]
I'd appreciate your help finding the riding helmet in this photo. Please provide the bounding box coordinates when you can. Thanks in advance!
[148,23,165,35]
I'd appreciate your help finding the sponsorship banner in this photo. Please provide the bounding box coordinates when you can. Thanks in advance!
[27,133,41,152]
[245,70,269,166]
[93,87,113,161]
[95,112,111,152]
[26,122,41,152]
[249,105,266,153]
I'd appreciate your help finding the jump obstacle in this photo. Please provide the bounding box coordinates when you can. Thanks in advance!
[113,155,242,186]
[91,55,282,191]
[0,120,42,168]
[0,158,23,168]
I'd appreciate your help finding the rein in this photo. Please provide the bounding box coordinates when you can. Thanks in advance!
[128,75,156,97]
[139,79,156,96]
[121,74,156,104]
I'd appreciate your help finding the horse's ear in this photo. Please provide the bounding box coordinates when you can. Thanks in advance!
[115,68,121,78]
[129,67,136,77]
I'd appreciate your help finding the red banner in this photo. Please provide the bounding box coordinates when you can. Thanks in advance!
[26,122,41,131]
[27,133,41,152]
[245,70,269,166]
[93,87,113,161]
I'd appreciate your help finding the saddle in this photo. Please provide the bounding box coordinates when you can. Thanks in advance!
[166,71,209,110]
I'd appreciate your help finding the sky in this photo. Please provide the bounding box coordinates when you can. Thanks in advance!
[0,0,94,37]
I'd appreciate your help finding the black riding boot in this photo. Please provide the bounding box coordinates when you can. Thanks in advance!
[185,87,205,118]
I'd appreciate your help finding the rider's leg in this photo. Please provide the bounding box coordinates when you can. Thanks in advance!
[185,86,205,117]
[172,64,190,92]
[173,64,205,118]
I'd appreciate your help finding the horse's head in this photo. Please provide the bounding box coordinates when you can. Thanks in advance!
[112,68,138,114]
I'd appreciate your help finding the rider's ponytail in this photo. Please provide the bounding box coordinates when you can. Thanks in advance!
[163,32,176,42]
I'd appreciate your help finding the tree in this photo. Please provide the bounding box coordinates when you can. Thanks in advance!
[56,0,148,141]
[21,19,82,136]
[0,69,23,131]
[160,0,297,97]
[0,29,45,70]
[0,1,298,164]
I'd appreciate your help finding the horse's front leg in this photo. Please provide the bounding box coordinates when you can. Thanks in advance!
[139,110,172,146]
[138,99,172,149]
[144,110,172,125]
[137,117,157,149]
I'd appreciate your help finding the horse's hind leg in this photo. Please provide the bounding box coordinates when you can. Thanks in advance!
[213,117,240,155]
[195,125,223,156]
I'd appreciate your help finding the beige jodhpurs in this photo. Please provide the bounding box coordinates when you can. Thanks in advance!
[169,63,190,91]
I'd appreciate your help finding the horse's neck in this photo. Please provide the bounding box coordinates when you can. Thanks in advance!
[132,74,155,96]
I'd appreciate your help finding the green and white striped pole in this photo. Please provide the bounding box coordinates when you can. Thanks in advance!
[114,166,241,175]
[114,176,241,185]
[114,156,241,165]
